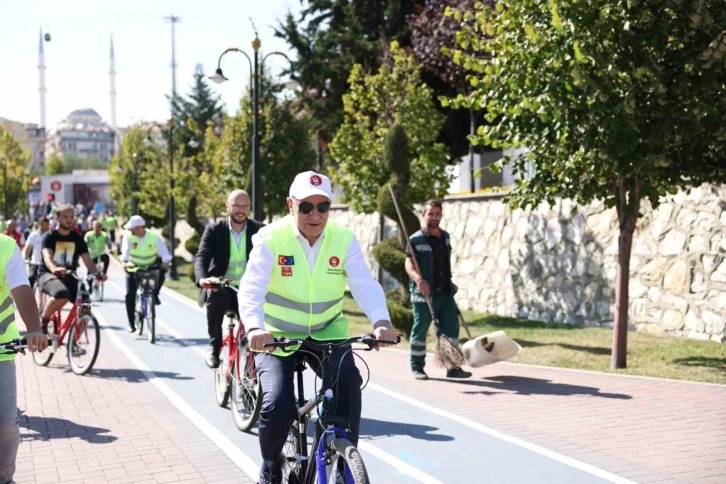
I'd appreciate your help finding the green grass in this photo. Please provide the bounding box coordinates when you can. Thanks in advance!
[160,264,726,384]
[164,259,201,301]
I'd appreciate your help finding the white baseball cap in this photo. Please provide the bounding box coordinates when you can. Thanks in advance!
[289,171,334,201]
[124,215,146,230]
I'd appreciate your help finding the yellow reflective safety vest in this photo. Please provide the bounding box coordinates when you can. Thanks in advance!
[85,231,108,258]
[260,216,353,356]
[127,231,159,268]
[223,231,247,286]
[0,234,21,362]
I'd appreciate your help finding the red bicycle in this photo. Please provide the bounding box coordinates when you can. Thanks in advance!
[204,280,262,432]
[33,272,101,375]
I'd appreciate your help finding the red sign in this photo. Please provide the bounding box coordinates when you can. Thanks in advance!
[310,175,322,186]
[329,256,340,267]
[281,266,293,277]
[50,180,62,191]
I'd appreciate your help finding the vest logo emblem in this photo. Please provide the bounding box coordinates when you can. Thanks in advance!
[278,255,295,265]
[281,266,293,277]
[329,256,340,267]
[132,243,138,249]
[310,175,322,186]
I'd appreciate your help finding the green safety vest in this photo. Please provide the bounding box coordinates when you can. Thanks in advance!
[103,217,117,231]
[223,231,247,286]
[85,231,108,258]
[127,231,159,268]
[261,216,352,356]
[0,234,21,362]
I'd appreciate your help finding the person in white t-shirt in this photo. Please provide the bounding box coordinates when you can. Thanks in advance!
[21,217,50,289]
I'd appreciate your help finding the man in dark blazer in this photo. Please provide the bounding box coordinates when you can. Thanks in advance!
[194,189,264,368]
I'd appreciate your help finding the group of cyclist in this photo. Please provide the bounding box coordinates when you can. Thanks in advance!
[2,170,419,484]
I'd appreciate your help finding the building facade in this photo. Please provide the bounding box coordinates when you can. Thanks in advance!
[45,108,116,163]
[0,117,46,170]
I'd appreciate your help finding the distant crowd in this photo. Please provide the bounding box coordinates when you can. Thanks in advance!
[1,204,119,249]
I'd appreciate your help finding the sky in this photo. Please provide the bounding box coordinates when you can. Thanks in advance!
[0,0,303,129]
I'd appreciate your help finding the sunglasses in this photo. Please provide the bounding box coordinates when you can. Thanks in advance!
[298,201,331,214]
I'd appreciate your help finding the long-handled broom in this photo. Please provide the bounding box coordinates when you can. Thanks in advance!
[387,185,465,369]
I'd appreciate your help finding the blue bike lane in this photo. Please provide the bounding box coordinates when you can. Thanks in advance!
[93,261,630,484]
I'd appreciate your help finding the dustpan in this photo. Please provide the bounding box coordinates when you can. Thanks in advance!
[462,330,522,368]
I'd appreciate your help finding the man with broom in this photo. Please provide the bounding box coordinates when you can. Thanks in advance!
[405,199,472,380]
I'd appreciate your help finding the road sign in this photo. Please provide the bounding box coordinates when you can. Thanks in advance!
[50,180,62,191]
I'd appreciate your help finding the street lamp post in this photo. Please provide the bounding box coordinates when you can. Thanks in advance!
[145,122,181,281]
[209,34,293,222]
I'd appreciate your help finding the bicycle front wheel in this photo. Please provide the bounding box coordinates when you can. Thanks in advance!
[147,295,155,344]
[67,314,100,375]
[33,318,57,366]
[280,422,304,484]
[231,337,262,432]
[327,439,370,484]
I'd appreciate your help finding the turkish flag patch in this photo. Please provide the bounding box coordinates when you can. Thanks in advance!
[281,266,293,277]
[278,255,295,265]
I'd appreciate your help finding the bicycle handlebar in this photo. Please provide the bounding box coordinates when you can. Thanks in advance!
[201,279,239,292]
[0,337,53,353]
[264,334,401,352]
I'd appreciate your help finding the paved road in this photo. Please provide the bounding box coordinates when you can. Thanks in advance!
[85,262,630,484]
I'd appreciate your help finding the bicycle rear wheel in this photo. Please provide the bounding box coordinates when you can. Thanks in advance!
[67,313,100,375]
[146,294,155,344]
[327,439,370,484]
[231,337,262,432]
[33,318,57,366]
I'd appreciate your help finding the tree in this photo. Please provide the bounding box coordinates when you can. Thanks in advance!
[44,153,68,175]
[276,0,427,147]
[329,41,450,213]
[170,64,223,159]
[409,0,490,182]
[206,76,317,220]
[109,126,167,223]
[0,127,31,216]
[451,0,726,368]
[372,124,421,337]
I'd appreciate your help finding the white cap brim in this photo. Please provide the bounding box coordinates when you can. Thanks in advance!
[289,187,333,201]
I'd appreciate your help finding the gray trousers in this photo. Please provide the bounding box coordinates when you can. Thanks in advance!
[0,360,18,484]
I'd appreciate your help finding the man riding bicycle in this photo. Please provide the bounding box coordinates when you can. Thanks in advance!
[194,189,264,369]
[22,216,50,289]
[238,171,398,484]
[38,205,105,334]
[120,215,171,333]
[84,221,111,276]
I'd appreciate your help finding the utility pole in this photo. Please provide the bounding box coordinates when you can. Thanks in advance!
[164,14,180,280]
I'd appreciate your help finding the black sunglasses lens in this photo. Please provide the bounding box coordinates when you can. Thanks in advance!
[298,202,314,214]
[317,202,331,213]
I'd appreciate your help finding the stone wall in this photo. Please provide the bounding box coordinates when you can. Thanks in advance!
[327,184,726,343]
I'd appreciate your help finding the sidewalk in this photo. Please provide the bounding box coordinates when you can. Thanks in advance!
[368,349,726,484]
[13,334,253,484]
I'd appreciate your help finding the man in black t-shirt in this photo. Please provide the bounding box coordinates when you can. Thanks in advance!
[38,204,104,333]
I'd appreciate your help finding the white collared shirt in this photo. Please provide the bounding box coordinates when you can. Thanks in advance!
[238,217,391,331]
[228,218,247,250]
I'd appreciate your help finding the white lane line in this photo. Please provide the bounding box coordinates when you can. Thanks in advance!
[367,383,635,484]
[94,310,260,480]
[357,442,444,484]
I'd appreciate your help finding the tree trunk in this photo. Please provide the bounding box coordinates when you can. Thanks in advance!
[611,177,642,369]
[469,108,476,194]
